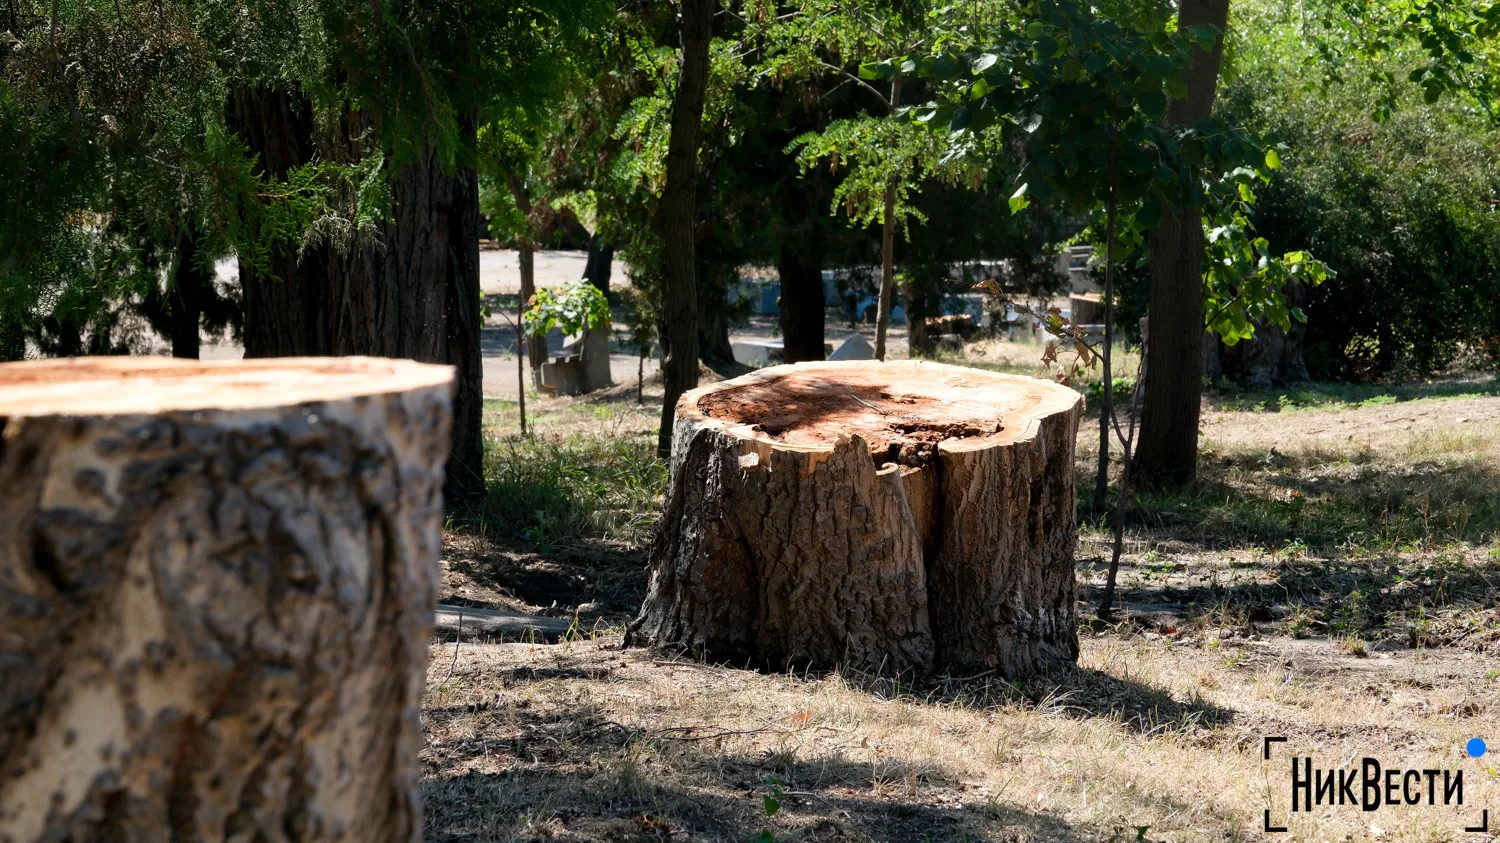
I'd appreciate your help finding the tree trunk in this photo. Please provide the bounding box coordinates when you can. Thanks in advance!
[0,355,452,843]
[873,79,902,362]
[777,244,826,363]
[167,232,211,360]
[322,142,485,504]
[903,276,928,358]
[1134,0,1230,491]
[656,0,714,458]
[696,263,737,368]
[517,245,547,377]
[627,360,1082,676]
[228,85,330,359]
[582,234,614,296]
[1212,279,1309,387]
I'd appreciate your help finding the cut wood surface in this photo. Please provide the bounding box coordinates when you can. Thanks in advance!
[628,360,1083,677]
[0,356,453,843]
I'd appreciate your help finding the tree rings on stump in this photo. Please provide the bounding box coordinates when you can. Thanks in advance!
[627,360,1083,677]
[0,356,453,842]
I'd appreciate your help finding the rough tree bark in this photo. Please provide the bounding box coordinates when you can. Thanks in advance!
[627,361,1082,676]
[777,245,826,363]
[1133,0,1230,490]
[0,355,452,843]
[229,89,483,504]
[228,85,329,359]
[656,0,715,458]
[322,143,485,504]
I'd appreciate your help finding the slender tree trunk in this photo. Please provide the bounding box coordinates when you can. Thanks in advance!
[656,0,714,458]
[874,79,902,362]
[517,304,528,437]
[777,245,826,363]
[1093,155,1116,518]
[517,245,546,376]
[1134,0,1230,490]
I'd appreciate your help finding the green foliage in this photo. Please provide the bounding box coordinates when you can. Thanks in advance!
[1308,0,1500,122]
[1223,0,1500,377]
[911,0,1331,345]
[1,0,608,359]
[523,280,611,339]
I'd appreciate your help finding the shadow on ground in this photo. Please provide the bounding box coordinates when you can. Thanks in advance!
[423,701,1103,843]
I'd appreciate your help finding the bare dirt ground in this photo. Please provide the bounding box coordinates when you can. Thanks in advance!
[428,363,1500,843]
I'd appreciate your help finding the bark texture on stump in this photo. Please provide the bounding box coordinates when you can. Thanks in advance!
[0,356,453,843]
[628,361,1082,676]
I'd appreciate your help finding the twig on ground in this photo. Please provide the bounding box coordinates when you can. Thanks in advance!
[441,610,464,686]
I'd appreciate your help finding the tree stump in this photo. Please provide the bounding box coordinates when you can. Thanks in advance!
[0,356,453,843]
[628,360,1083,676]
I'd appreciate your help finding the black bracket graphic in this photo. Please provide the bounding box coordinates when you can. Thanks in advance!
[1465,808,1489,834]
[1264,737,1289,832]
[1264,736,1287,761]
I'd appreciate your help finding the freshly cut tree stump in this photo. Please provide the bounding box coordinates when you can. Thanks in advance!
[628,360,1083,676]
[0,356,453,843]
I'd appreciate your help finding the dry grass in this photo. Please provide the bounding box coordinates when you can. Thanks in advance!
[430,365,1500,842]
[422,635,1498,842]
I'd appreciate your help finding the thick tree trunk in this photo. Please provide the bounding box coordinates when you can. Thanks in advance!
[0,356,452,843]
[167,232,212,360]
[903,277,928,358]
[777,245,826,363]
[228,85,330,359]
[1212,279,1309,387]
[656,0,714,457]
[696,263,737,368]
[627,361,1082,676]
[582,235,614,296]
[1134,0,1230,490]
[320,144,485,504]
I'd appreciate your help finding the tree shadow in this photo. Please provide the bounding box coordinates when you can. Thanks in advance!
[422,702,1102,843]
[442,533,645,630]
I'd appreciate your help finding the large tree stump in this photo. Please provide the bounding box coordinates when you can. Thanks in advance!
[0,356,453,843]
[628,360,1083,676]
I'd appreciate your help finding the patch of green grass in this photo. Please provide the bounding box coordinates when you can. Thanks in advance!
[1211,375,1500,413]
[470,400,667,548]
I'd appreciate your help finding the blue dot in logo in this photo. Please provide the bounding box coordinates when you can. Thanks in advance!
[1467,738,1487,758]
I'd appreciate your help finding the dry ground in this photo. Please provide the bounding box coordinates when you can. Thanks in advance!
[425,352,1500,843]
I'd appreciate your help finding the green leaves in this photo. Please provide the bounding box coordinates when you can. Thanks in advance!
[1264,148,1283,170]
[1008,183,1031,214]
[522,280,611,338]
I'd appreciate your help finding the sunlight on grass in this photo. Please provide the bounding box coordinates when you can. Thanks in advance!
[471,399,667,548]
